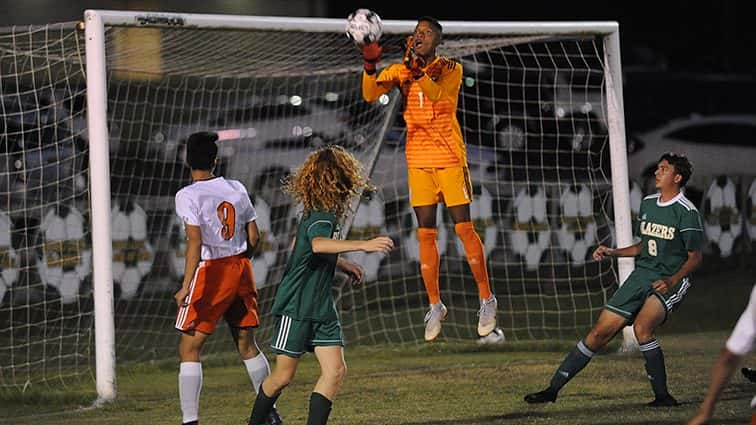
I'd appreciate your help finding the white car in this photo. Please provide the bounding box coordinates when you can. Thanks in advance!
[627,114,756,183]
[150,96,366,191]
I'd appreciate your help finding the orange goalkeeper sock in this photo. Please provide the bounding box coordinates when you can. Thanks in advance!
[454,221,491,300]
[417,227,441,305]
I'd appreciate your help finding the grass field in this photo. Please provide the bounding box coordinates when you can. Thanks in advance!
[1,269,753,424]
[0,332,753,424]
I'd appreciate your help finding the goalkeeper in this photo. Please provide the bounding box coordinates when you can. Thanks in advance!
[361,16,497,342]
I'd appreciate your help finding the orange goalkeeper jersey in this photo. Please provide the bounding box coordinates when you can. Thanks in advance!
[362,56,465,169]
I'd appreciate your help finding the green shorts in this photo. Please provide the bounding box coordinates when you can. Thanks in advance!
[270,314,344,358]
[605,267,692,323]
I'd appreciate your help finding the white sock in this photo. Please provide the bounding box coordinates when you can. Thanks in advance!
[243,353,271,393]
[179,362,202,423]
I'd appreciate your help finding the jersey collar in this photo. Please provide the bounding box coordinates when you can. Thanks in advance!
[656,190,683,207]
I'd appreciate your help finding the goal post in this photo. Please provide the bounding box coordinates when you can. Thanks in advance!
[84,10,117,402]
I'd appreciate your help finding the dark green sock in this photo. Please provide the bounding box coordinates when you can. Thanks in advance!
[249,386,280,425]
[640,339,669,397]
[549,340,595,392]
[305,392,333,425]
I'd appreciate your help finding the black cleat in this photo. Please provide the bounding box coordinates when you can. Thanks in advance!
[182,421,198,425]
[647,394,679,407]
[524,388,558,404]
[742,368,756,383]
[264,407,283,425]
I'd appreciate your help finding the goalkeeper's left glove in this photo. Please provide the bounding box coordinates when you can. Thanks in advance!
[362,42,382,74]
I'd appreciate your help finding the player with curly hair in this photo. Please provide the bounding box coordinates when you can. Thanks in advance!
[248,146,394,425]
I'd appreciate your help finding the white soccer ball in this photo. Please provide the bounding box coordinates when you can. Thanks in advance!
[477,328,506,345]
[345,9,382,46]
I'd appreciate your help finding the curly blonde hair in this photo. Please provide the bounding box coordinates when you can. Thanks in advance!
[283,145,372,217]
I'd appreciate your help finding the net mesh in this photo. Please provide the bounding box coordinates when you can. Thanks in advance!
[0,19,620,389]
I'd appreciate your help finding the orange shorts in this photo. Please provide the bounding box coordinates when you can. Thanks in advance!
[175,253,259,334]
[408,166,472,207]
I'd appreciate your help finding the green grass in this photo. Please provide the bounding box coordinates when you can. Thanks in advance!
[0,332,753,424]
[0,268,753,424]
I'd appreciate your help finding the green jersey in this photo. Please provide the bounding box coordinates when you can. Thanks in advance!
[271,210,342,322]
[634,192,703,277]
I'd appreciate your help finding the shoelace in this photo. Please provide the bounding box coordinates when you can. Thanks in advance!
[424,306,443,323]
[477,298,495,317]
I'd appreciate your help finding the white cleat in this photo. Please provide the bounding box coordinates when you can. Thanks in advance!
[424,302,448,342]
[477,295,498,337]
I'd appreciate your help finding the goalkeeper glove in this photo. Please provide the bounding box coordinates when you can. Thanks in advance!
[403,36,425,80]
[362,42,382,74]
[424,59,444,81]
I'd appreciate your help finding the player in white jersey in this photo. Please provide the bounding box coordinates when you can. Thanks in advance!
[688,284,756,425]
[173,132,282,425]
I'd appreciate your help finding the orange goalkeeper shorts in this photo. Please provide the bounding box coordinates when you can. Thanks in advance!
[175,253,259,334]
[408,166,472,207]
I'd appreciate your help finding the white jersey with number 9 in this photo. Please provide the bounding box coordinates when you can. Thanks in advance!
[175,177,257,260]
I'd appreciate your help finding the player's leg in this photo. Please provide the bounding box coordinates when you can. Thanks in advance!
[525,308,627,403]
[226,258,271,393]
[634,294,678,406]
[409,168,446,341]
[249,354,300,425]
[231,326,283,424]
[443,166,496,336]
[415,203,447,341]
[230,327,267,388]
[415,201,441,302]
[308,346,347,425]
[525,271,651,403]
[178,330,210,425]
[250,314,307,424]
[175,260,228,425]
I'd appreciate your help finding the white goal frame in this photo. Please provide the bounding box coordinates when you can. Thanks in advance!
[83,9,634,401]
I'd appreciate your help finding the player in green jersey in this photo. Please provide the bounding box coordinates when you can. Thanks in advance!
[248,146,393,425]
[524,152,703,407]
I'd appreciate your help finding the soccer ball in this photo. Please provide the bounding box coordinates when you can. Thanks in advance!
[477,328,506,345]
[345,9,382,46]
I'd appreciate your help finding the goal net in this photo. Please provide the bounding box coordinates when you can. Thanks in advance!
[0,14,630,392]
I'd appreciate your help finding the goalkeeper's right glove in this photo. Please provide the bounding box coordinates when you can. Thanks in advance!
[362,42,382,74]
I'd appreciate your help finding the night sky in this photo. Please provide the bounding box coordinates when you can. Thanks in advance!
[327,0,756,74]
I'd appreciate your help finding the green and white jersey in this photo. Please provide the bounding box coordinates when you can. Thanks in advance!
[271,210,342,322]
[634,192,704,277]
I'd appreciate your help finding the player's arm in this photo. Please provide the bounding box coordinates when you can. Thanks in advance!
[688,286,756,425]
[687,348,742,425]
[363,68,397,102]
[653,249,702,293]
[245,220,260,257]
[175,223,201,306]
[311,237,393,254]
[413,61,462,103]
[655,208,704,293]
[361,42,397,102]
[336,258,365,287]
[241,188,260,257]
[592,242,642,260]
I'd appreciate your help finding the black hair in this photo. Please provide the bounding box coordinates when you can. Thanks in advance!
[417,16,443,34]
[659,152,693,187]
[185,131,218,170]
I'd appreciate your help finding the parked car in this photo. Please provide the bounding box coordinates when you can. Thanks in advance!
[627,114,756,183]
[146,95,372,192]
